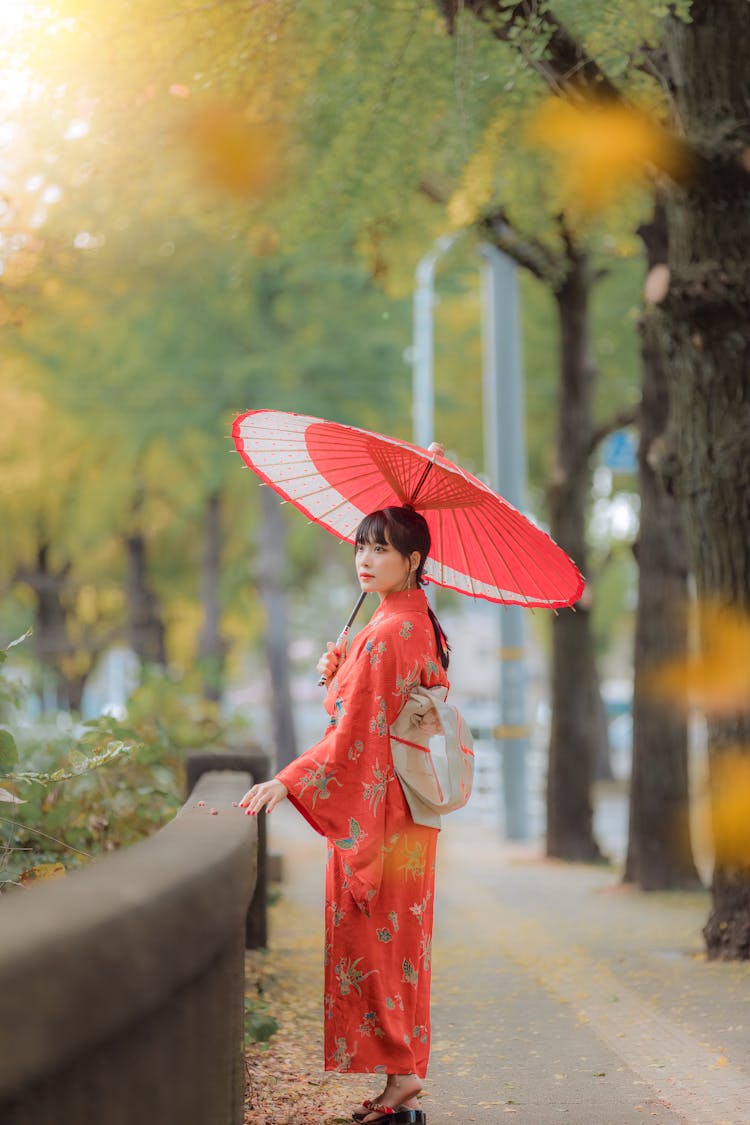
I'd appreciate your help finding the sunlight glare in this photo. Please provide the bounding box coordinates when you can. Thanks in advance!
[0,0,30,35]
[0,0,45,111]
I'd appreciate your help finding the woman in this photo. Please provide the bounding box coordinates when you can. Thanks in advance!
[240,505,451,1125]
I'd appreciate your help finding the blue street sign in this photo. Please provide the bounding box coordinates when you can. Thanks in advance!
[603,429,638,475]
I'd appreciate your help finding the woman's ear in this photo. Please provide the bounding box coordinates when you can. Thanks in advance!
[410,550,421,573]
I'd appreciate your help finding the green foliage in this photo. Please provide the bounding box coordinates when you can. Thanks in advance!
[3,204,414,672]
[9,737,132,790]
[0,632,128,881]
[553,0,692,64]
[0,730,19,772]
[1,0,427,687]
[244,990,280,1049]
[2,720,166,880]
[0,0,669,685]
[3,671,251,872]
[0,628,252,886]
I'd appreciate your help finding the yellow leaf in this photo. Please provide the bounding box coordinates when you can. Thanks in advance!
[525,96,686,214]
[184,103,285,199]
[708,750,750,866]
[19,863,66,885]
[448,108,509,229]
[648,601,750,716]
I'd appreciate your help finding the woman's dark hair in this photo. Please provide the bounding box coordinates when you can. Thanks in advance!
[354,506,451,670]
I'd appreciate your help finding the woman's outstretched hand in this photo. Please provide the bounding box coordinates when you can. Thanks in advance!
[239,779,288,816]
[316,641,342,684]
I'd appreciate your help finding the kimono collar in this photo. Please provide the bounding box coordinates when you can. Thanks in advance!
[372,588,430,622]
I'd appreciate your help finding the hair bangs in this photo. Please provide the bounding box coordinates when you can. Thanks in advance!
[352,505,449,668]
[354,510,390,549]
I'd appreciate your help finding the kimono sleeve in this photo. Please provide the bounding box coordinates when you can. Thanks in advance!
[275,618,421,908]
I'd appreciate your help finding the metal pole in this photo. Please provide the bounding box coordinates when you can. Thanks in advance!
[412,234,456,450]
[479,243,530,841]
[411,234,456,606]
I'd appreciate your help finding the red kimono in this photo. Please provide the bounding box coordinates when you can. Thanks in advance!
[276,588,448,1078]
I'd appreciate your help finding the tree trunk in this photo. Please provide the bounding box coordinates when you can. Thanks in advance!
[125,531,166,667]
[256,486,298,771]
[32,545,72,709]
[624,200,701,891]
[545,240,605,862]
[658,3,750,956]
[196,490,228,702]
[15,545,88,711]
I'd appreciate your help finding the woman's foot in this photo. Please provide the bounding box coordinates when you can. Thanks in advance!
[361,1074,423,1122]
[351,1096,380,1121]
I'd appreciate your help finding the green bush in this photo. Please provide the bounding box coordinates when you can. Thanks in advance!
[1,637,253,889]
[244,991,279,1048]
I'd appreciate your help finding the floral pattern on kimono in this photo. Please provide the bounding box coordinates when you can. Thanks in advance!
[276,588,448,1078]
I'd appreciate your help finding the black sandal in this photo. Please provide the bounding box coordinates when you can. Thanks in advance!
[356,1107,426,1124]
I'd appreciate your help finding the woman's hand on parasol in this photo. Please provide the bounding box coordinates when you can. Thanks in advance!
[239,779,288,815]
[316,642,342,685]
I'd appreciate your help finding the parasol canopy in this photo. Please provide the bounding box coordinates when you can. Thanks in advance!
[232,409,584,609]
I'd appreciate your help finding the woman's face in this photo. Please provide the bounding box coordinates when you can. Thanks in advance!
[355,532,420,601]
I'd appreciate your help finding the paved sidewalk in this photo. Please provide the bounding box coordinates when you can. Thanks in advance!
[266,805,750,1125]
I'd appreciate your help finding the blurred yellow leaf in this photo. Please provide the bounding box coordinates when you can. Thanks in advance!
[709,750,750,866]
[184,103,284,199]
[448,108,508,229]
[648,601,750,716]
[525,96,685,214]
[448,151,495,228]
[19,863,66,885]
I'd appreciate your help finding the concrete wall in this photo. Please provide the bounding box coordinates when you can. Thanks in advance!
[0,766,261,1125]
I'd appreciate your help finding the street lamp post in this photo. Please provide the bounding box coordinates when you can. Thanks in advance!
[410,235,531,840]
[411,235,457,609]
[479,243,530,840]
[412,234,457,450]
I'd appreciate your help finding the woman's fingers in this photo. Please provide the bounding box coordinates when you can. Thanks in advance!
[265,783,288,812]
[245,788,265,814]
[316,644,341,678]
[240,780,287,815]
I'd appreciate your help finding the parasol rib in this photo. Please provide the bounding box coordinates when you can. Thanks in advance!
[481,500,577,606]
[447,504,480,599]
[460,501,536,609]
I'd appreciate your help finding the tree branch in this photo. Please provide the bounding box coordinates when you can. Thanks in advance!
[439,1,622,101]
[418,179,564,282]
[418,177,449,206]
[480,207,562,281]
[438,2,749,190]
[589,404,640,458]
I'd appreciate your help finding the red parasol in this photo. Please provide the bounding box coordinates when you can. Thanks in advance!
[232,409,584,609]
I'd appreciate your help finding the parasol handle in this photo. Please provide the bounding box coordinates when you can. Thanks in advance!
[317,591,367,687]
